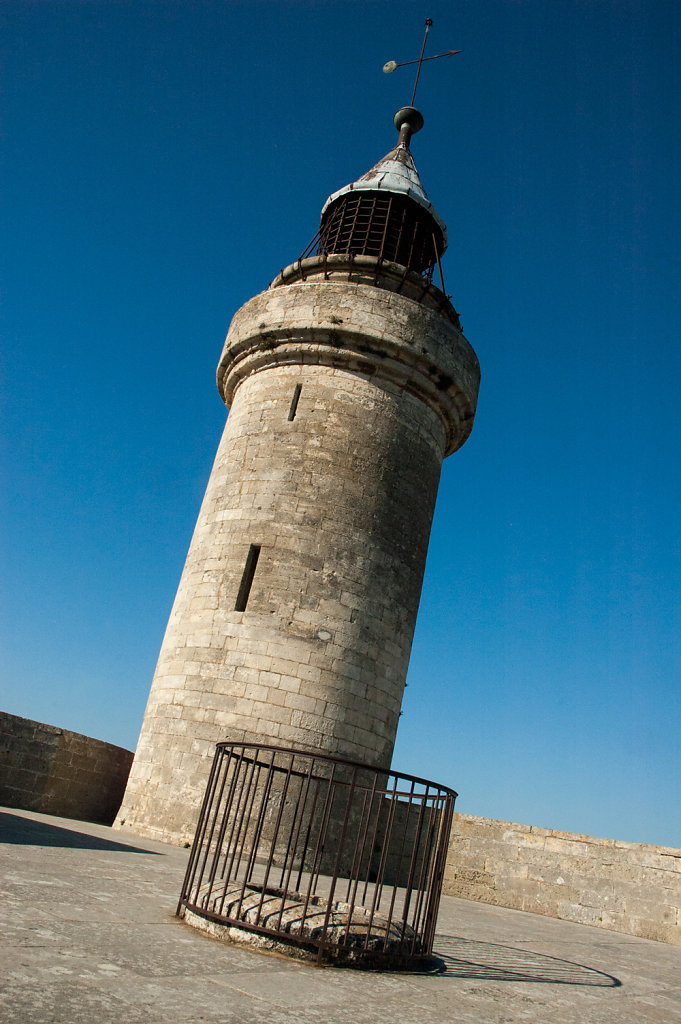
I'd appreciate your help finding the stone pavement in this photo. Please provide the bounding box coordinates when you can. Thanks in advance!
[1,807,679,1023]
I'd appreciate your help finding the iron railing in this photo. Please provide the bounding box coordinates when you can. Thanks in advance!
[298,207,447,293]
[177,743,456,967]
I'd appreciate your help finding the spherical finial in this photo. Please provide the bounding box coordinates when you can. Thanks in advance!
[393,106,424,135]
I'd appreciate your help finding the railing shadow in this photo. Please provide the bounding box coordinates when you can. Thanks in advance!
[431,934,621,987]
[0,810,159,854]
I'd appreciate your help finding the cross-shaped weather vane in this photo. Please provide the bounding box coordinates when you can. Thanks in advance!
[383,18,461,105]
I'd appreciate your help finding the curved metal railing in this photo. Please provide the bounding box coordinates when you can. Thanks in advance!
[177,743,456,967]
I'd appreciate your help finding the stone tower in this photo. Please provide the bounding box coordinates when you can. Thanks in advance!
[117,107,480,844]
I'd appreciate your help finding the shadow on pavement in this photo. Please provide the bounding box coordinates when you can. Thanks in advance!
[432,934,621,987]
[0,811,160,854]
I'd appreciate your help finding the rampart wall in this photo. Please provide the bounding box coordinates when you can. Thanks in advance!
[0,711,133,825]
[4,707,678,948]
[444,812,681,946]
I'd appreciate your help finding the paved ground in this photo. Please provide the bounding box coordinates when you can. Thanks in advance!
[1,806,679,1023]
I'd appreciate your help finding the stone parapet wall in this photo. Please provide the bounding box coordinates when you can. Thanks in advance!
[444,812,681,946]
[0,711,133,825]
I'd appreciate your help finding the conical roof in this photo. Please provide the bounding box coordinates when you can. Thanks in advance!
[320,107,447,252]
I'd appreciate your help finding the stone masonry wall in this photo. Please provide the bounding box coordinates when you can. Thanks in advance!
[118,362,446,843]
[0,711,133,825]
[117,271,479,846]
[444,813,681,947]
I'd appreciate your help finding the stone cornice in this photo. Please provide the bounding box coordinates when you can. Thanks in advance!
[218,260,480,456]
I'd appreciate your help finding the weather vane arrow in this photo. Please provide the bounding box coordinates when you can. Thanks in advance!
[383,18,462,106]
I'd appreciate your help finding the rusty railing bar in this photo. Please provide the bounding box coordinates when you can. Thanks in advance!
[254,750,295,922]
[177,743,223,914]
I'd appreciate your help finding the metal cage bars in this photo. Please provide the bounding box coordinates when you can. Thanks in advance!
[296,192,447,290]
[177,743,456,967]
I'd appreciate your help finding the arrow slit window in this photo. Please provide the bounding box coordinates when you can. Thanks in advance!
[288,384,302,421]
[235,545,261,612]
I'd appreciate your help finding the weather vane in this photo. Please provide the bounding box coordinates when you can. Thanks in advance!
[383,18,461,106]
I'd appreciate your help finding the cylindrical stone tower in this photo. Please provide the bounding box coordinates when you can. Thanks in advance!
[117,108,480,844]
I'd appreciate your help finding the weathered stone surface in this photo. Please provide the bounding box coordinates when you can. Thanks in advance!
[0,711,132,825]
[187,881,418,962]
[444,812,681,947]
[10,807,681,1023]
[117,258,479,845]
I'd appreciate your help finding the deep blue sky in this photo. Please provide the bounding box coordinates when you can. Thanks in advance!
[2,1,680,847]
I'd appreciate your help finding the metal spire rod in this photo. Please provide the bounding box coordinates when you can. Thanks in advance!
[382,18,462,105]
[411,18,432,105]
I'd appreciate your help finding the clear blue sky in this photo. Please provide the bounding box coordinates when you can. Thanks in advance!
[2,1,680,848]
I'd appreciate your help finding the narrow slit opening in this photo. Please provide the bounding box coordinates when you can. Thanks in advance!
[288,383,302,421]
[234,545,261,612]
